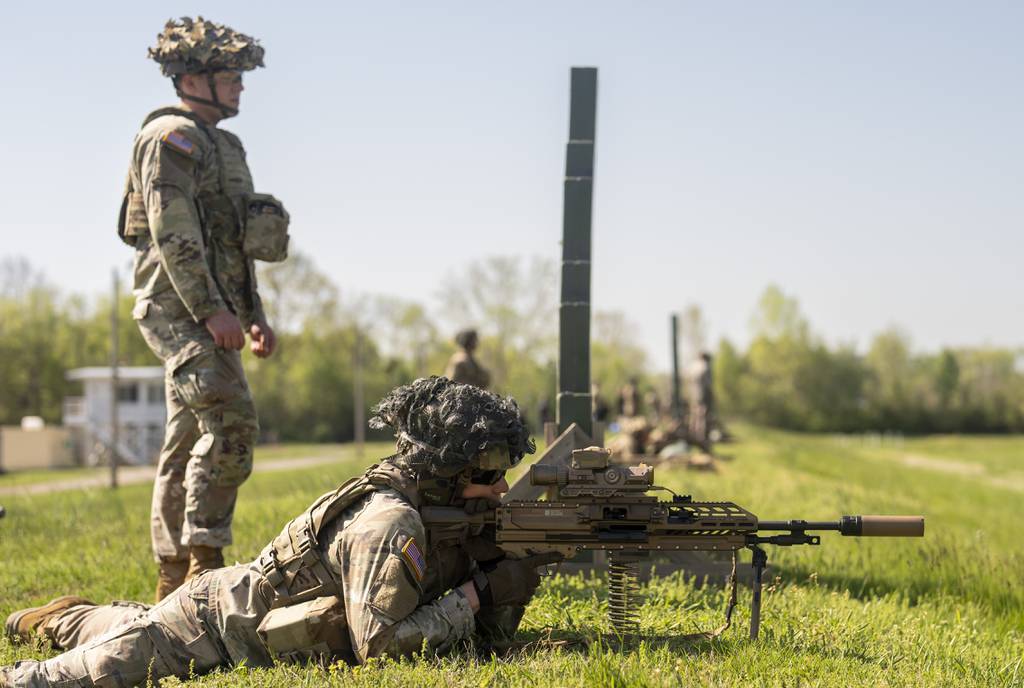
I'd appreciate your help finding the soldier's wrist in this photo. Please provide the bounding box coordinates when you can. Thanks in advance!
[191,300,227,323]
[471,571,493,608]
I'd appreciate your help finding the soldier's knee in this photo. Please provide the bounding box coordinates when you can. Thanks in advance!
[172,350,250,413]
[191,428,255,488]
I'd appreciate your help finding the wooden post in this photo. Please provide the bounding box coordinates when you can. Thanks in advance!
[110,268,120,489]
[353,328,366,458]
[671,313,683,419]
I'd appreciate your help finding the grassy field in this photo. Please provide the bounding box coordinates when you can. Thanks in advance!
[1,425,1021,687]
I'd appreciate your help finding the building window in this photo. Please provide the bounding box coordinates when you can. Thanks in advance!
[147,384,164,405]
[117,384,139,403]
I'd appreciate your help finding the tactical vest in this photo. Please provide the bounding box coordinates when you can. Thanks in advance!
[257,463,421,608]
[118,107,288,320]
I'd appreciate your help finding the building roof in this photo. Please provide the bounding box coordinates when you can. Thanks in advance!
[66,366,164,382]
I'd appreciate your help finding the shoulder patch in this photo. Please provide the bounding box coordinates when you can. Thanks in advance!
[161,131,196,156]
[401,538,427,582]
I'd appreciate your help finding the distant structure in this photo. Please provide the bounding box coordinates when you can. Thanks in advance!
[64,367,166,465]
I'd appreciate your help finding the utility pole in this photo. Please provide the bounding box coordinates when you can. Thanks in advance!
[670,313,683,420]
[556,67,598,437]
[109,268,120,489]
[353,328,365,458]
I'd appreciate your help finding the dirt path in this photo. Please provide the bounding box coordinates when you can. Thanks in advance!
[0,455,341,497]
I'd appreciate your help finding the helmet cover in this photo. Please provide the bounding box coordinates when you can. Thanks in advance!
[369,376,534,480]
[149,16,265,76]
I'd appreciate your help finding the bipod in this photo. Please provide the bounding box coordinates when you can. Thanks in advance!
[747,545,768,640]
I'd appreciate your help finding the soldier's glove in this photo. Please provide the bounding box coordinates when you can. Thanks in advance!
[472,552,564,608]
[465,527,506,568]
[463,497,500,515]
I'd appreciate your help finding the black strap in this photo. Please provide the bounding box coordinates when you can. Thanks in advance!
[173,73,238,118]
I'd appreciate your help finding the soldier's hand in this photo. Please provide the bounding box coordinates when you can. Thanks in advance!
[250,321,277,358]
[465,531,505,567]
[474,552,564,608]
[205,309,245,350]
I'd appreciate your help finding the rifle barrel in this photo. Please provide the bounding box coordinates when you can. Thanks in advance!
[758,515,924,537]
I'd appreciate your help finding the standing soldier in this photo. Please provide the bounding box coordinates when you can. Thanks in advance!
[117,17,290,601]
[444,329,491,389]
[687,352,715,448]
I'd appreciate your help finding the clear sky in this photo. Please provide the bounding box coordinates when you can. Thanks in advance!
[2,1,1021,369]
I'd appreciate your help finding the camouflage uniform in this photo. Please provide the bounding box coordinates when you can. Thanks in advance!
[1,474,508,687]
[444,350,491,390]
[686,355,714,447]
[118,18,288,572]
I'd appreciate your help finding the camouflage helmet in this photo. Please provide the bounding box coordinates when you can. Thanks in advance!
[370,377,535,505]
[148,17,265,77]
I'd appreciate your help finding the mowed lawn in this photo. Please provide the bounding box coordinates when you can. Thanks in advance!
[0,425,1021,687]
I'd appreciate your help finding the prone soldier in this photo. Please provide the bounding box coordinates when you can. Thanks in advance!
[118,17,291,600]
[2,378,559,687]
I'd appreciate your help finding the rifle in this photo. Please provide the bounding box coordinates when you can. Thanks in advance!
[423,447,924,639]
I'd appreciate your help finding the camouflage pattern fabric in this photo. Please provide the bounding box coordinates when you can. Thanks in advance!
[444,350,491,390]
[138,299,258,560]
[0,481,533,685]
[128,108,267,334]
[149,17,265,76]
[126,107,266,563]
[686,358,713,446]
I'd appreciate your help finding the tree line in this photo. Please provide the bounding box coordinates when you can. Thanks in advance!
[714,286,1024,433]
[1,256,1021,439]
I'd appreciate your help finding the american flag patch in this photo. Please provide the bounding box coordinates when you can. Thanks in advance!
[401,538,426,581]
[162,131,195,156]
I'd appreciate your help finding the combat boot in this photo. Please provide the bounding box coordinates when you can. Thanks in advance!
[155,559,190,602]
[4,595,93,644]
[186,545,224,581]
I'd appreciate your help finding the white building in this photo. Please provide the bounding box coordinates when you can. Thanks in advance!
[63,367,166,465]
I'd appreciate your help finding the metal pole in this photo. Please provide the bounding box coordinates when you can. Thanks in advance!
[557,67,598,437]
[110,268,119,489]
[670,314,682,419]
[353,328,365,458]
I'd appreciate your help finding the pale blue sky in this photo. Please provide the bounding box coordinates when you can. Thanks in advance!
[2,2,1021,368]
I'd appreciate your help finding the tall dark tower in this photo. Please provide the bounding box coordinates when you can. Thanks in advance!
[557,67,597,437]
[670,313,683,419]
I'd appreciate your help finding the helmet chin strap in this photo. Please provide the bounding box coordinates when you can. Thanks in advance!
[177,73,238,118]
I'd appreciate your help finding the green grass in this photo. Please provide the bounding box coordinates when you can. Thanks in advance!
[1,425,1021,687]
[0,465,102,488]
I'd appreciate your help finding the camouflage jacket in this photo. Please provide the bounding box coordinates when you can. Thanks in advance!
[257,462,479,663]
[444,351,491,390]
[317,487,477,662]
[121,106,265,329]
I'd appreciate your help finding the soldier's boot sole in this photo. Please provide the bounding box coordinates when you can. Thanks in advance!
[186,545,225,582]
[155,559,190,603]
[4,595,94,644]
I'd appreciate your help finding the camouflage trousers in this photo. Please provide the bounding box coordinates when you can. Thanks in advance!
[1,565,273,687]
[134,296,260,563]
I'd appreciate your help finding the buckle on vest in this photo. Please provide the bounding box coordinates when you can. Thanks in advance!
[260,552,284,587]
[297,530,319,565]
